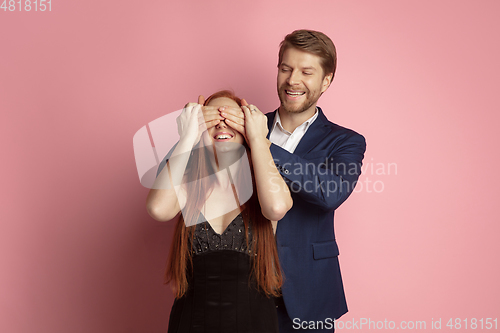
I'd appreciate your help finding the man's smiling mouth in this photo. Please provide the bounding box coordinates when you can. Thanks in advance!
[285,90,306,97]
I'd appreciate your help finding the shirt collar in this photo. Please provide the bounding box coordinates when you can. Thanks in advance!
[272,107,319,134]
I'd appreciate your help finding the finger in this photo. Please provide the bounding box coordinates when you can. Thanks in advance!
[244,104,263,117]
[220,106,245,118]
[197,120,209,134]
[201,107,223,117]
[198,95,205,105]
[241,98,249,107]
[184,102,198,109]
[192,104,202,116]
[184,105,193,115]
[204,119,221,129]
[248,104,261,113]
[241,105,251,114]
[201,105,220,115]
[200,108,223,118]
[220,105,244,113]
[199,111,223,127]
[241,105,251,119]
[200,113,223,124]
[225,119,245,135]
[222,112,245,126]
[198,121,210,132]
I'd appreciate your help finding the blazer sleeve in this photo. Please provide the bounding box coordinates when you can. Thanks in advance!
[270,131,366,211]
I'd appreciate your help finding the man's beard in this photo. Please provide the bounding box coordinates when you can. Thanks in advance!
[277,84,320,114]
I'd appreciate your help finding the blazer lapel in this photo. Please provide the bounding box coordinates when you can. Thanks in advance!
[292,107,330,157]
[266,110,276,140]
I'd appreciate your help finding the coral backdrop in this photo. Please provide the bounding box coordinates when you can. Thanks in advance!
[1,0,499,332]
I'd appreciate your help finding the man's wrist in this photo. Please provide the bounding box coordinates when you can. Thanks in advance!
[249,137,271,149]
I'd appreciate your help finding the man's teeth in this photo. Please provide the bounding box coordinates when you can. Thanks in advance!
[216,135,232,139]
[286,91,305,96]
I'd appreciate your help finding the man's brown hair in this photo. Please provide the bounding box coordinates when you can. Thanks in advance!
[278,29,337,79]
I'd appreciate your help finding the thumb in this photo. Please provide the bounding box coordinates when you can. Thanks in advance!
[198,95,205,105]
[241,98,249,107]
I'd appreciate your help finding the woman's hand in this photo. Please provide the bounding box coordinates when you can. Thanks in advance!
[176,102,205,147]
[177,95,223,148]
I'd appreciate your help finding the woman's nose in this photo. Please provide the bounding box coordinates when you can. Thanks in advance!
[216,120,227,128]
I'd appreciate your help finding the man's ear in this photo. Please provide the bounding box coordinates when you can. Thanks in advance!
[321,73,333,93]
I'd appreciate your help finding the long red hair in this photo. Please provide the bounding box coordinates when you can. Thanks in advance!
[164,90,283,298]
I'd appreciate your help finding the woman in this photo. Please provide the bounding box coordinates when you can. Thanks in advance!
[146,90,293,333]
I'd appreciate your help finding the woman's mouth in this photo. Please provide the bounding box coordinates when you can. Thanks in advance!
[214,133,234,141]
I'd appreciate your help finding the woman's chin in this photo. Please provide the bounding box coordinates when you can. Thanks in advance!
[214,141,243,152]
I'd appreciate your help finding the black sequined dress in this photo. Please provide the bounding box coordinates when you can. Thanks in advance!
[167,212,279,333]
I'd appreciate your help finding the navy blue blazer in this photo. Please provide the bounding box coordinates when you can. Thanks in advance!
[267,107,366,322]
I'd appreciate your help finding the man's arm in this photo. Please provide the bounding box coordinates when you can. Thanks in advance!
[271,132,366,211]
[240,102,293,221]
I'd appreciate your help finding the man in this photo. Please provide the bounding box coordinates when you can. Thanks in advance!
[221,29,366,332]
[269,29,366,332]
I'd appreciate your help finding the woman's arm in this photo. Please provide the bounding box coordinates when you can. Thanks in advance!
[146,138,193,221]
[146,103,206,221]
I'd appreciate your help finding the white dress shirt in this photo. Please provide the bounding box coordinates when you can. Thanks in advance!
[269,108,319,153]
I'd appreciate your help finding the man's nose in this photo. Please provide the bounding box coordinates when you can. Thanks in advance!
[287,70,300,85]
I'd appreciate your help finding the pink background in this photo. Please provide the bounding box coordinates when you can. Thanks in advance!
[1,0,499,332]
